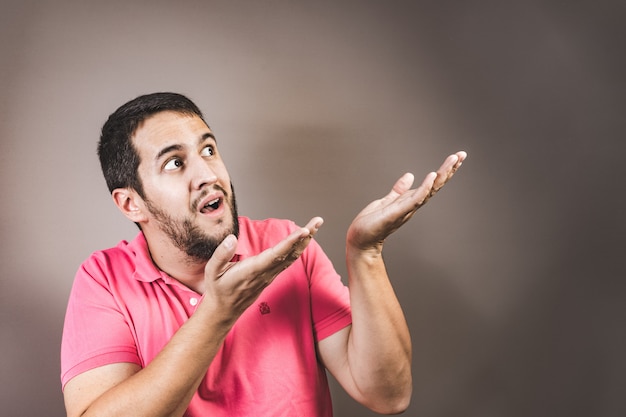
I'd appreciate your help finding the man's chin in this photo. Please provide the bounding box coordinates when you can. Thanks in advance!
[203,216,237,239]
[185,218,238,261]
[214,210,239,239]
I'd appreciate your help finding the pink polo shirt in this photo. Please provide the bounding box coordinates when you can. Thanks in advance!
[61,217,352,416]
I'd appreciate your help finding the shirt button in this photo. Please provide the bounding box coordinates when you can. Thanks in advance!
[189,297,198,306]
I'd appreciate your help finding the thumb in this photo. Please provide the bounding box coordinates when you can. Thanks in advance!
[204,234,238,280]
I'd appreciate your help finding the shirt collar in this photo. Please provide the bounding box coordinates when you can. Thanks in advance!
[129,219,251,283]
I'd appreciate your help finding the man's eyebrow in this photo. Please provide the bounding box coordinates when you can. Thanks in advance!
[201,132,217,143]
[155,133,217,161]
[156,144,183,161]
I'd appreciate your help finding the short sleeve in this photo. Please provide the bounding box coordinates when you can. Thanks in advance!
[60,253,140,389]
[303,238,352,341]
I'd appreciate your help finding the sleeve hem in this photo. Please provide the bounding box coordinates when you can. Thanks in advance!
[61,350,141,390]
[315,306,352,341]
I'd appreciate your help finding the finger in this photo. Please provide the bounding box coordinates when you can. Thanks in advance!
[445,151,467,180]
[431,154,459,191]
[445,151,467,177]
[456,150,468,165]
[415,171,437,206]
[429,150,468,195]
[204,234,238,281]
[391,173,416,196]
[270,217,324,265]
[241,218,323,280]
[302,216,324,236]
[383,172,434,217]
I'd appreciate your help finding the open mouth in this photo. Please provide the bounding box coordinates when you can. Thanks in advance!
[200,197,222,214]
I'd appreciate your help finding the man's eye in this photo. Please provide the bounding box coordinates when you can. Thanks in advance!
[164,158,183,171]
[201,145,215,157]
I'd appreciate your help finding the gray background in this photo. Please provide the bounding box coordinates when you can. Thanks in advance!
[1,1,624,416]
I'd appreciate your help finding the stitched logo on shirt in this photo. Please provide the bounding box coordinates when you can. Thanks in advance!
[259,301,271,315]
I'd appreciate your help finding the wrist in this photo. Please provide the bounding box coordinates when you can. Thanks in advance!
[346,243,384,265]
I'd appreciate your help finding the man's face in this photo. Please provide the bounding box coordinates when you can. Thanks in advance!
[132,111,238,262]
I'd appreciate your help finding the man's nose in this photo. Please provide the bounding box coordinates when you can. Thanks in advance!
[189,157,218,190]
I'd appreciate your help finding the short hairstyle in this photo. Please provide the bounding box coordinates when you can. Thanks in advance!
[98,92,206,197]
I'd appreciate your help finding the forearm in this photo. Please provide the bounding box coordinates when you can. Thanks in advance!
[329,151,465,413]
[80,302,233,417]
[345,247,413,412]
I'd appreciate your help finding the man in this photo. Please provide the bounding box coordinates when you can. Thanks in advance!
[61,92,466,416]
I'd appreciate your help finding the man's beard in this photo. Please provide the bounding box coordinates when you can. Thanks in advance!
[144,184,239,263]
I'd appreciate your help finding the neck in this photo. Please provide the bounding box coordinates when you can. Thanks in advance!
[144,233,208,294]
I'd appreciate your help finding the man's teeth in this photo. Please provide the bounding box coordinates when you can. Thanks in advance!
[204,198,220,210]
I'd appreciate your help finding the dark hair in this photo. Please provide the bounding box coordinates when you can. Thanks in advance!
[98,92,205,197]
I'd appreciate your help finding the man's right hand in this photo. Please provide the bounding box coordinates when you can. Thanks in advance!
[201,217,324,324]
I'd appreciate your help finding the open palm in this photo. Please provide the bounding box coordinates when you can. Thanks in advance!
[347,151,467,252]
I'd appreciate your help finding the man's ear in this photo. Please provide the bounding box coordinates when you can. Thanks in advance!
[112,188,148,223]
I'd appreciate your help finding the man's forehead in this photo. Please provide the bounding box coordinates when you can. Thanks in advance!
[137,110,207,132]
[132,111,211,147]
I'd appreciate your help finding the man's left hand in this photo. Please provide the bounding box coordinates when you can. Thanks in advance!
[346,151,467,253]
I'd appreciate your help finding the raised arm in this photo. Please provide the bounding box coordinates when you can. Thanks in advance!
[318,151,467,414]
[63,217,323,417]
